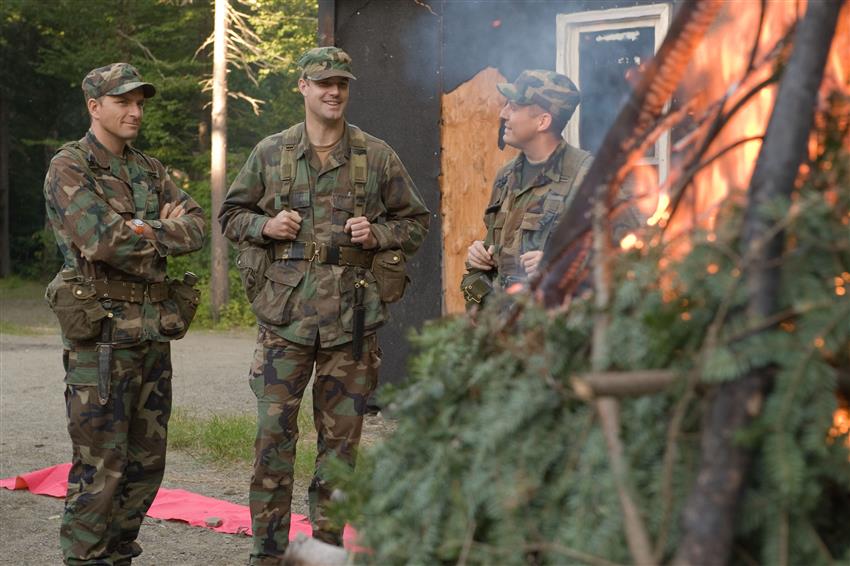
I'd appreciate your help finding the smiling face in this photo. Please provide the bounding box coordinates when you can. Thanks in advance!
[299,76,349,125]
[498,100,551,150]
[87,88,146,151]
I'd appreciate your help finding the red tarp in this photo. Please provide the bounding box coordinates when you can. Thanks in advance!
[1,463,357,547]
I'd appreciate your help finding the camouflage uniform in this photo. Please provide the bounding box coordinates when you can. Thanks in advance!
[43,63,205,565]
[461,70,640,306]
[219,47,429,564]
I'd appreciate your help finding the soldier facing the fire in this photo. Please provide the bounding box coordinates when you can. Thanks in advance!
[43,62,205,565]
[461,70,593,306]
[219,46,430,564]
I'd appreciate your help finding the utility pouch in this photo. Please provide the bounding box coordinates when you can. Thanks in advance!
[236,243,271,303]
[166,272,200,340]
[460,271,493,308]
[371,249,408,303]
[45,272,109,342]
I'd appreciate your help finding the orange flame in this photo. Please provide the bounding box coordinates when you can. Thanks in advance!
[627,2,850,247]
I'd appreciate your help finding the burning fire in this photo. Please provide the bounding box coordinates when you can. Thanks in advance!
[630,1,850,241]
[828,403,850,461]
[617,2,850,438]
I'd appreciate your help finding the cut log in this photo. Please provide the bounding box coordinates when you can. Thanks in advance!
[571,370,680,400]
[282,534,350,566]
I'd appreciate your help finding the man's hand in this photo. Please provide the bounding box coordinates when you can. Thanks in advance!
[467,240,495,271]
[160,201,186,220]
[262,210,302,241]
[344,216,378,249]
[520,250,543,277]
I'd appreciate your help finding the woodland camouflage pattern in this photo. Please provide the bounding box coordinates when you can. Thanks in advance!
[61,342,171,565]
[297,47,356,81]
[44,131,205,346]
[497,69,581,125]
[44,106,204,563]
[82,62,156,100]
[479,141,594,287]
[463,141,643,300]
[248,327,381,560]
[219,122,429,348]
[220,119,428,562]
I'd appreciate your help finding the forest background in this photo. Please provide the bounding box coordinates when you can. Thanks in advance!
[0,0,317,326]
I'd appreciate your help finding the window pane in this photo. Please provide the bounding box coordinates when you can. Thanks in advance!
[578,26,656,154]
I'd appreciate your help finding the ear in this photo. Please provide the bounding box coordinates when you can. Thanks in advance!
[537,111,553,133]
[298,77,308,96]
[86,97,100,121]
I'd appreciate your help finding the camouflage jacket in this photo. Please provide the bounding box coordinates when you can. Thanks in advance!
[467,141,593,291]
[219,122,430,348]
[43,130,205,346]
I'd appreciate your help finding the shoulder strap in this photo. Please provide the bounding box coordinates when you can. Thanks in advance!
[276,123,303,212]
[348,124,368,217]
[559,144,592,188]
[483,159,519,247]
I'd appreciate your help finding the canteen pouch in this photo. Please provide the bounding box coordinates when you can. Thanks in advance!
[371,249,407,303]
[45,273,109,342]
[460,270,493,309]
[236,244,271,303]
[166,272,200,340]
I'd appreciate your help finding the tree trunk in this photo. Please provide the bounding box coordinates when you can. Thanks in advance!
[210,0,229,322]
[673,2,844,564]
[0,92,10,277]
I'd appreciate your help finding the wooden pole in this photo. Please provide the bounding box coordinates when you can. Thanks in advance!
[210,0,229,322]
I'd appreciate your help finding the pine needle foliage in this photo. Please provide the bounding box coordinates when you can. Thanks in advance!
[331,95,850,565]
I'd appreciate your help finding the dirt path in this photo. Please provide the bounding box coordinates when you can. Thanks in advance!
[0,296,389,565]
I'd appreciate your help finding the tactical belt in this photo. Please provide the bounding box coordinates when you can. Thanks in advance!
[272,241,375,269]
[92,279,169,303]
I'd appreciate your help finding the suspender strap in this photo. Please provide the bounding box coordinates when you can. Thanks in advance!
[277,123,303,212]
[348,124,368,217]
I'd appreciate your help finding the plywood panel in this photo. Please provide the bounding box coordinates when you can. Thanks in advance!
[440,67,518,314]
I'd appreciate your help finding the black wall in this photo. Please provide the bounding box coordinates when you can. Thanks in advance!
[330,0,671,388]
[333,1,443,388]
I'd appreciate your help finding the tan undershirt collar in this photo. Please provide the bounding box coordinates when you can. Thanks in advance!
[311,136,343,168]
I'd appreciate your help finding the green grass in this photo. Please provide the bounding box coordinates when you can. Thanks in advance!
[0,320,44,335]
[169,389,318,478]
[0,276,47,299]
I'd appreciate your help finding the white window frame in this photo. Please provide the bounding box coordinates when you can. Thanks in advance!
[556,4,671,182]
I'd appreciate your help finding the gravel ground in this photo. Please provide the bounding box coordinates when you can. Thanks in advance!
[0,296,390,565]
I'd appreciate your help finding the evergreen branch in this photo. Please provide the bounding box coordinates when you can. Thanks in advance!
[805,521,835,564]
[115,29,162,66]
[456,518,475,566]
[597,398,656,566]
[775,301,849,432]
[520,542,623,566]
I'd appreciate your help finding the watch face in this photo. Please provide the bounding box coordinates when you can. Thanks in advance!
[132,219,144,227]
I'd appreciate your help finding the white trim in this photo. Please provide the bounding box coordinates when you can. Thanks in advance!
[556,3,671,182]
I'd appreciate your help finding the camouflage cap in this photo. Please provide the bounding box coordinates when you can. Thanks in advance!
[298,47,357,81]
[497,70,581,124]
[82,63,156,100]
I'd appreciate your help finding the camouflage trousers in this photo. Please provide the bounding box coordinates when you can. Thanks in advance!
[248,326,380,565]
[61,341,172,565]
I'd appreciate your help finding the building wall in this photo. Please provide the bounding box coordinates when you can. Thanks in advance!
[330,0,675,385]
[333,0,443,386]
